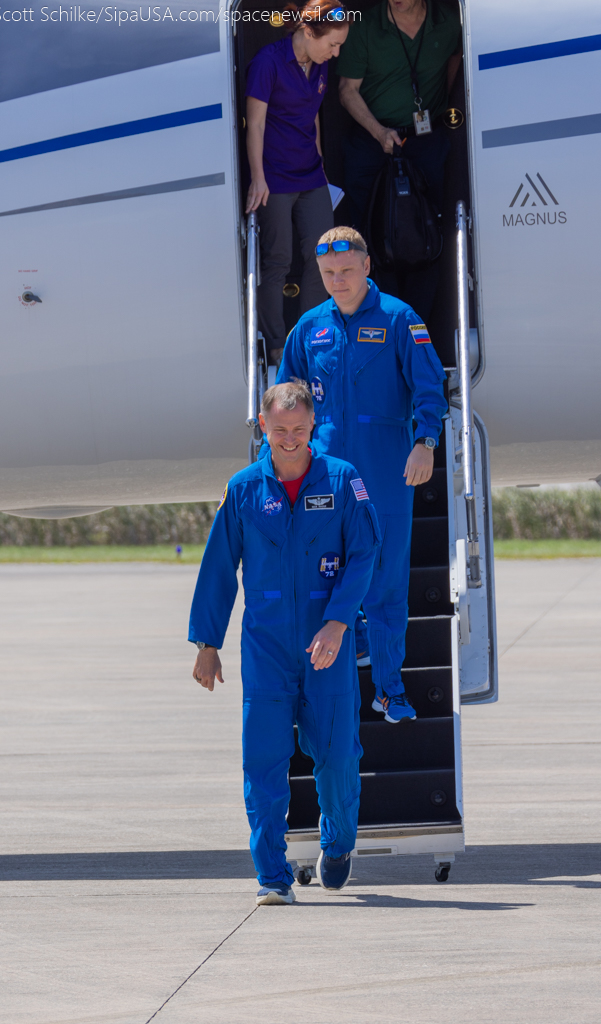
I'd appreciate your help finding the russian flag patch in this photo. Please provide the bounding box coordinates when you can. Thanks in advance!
[350,478,369,501]
[409,323,431,344]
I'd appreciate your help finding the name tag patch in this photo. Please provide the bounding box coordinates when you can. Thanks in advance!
[319,552,340,579]
[357,327,386,343]
[262,496,283,516]
[350,478,369,501]
[310,327,333,346]
[311,376,325,403]
[409,323,431,344]
[305,494,334,511]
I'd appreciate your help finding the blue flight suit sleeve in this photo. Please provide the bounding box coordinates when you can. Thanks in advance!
[188,484,243,649]
[397,313,447,442]
[323,475,381,629]
[258,323,309,460]
[276,323,309,385]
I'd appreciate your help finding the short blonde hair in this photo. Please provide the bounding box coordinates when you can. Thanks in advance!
[316,226,368,254]
[261,379,314,416]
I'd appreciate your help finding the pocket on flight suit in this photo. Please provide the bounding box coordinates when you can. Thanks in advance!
[240,501,284,597]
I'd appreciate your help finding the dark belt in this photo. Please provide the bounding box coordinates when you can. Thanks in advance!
[387,115,444,138]
[351,117,443,145]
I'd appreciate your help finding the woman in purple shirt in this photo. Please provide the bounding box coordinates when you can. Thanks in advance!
[246,0,350,364]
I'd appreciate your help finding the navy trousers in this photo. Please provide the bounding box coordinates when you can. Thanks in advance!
[343,125,450,321]
[241,629,362,887]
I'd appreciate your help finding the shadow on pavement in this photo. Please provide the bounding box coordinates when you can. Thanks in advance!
[0,844,599,885]
[349,843,601,889]
[0,849,255,881]
[296,894,531,911]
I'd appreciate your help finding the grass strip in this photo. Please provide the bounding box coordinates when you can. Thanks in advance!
[494,539,601,559]
[0,539,600,563]
[0,545,206,564]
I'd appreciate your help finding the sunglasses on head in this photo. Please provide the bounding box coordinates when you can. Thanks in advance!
[315,240,368,256]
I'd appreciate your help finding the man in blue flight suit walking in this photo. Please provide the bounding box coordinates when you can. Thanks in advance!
[189,381,379,906]
[276,226,446,723]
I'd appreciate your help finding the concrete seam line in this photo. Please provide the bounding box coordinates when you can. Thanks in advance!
[498,562,600,659]
[143,905,258,1022]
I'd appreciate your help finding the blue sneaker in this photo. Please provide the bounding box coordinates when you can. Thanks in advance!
[316,851,353,890]
[256,883,296,906]
[372,692,417,723]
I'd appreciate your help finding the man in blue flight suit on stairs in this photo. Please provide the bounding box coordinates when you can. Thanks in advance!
[189,381,380,906]
[276,226,447,723]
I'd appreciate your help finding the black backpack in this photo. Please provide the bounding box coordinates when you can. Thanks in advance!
[366,144,443,269]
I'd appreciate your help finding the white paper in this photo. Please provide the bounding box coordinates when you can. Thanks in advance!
[328,184,345,211]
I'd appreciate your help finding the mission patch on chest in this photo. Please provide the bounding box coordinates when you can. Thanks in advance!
[305,494,334,511]
[357,327,386,342]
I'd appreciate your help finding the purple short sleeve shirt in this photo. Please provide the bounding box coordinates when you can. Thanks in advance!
[246,36,328,194]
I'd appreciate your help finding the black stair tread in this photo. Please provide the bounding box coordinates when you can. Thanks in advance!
[410,517,449,568]
[404,616,452,668]
[409,565,453,616]
[290,717,454,777]
[287,769,460,830]
[358,667,453,720]
[412,469,449,519]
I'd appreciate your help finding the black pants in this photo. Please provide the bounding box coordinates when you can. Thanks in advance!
[257,186,333,357]
[344,125,450,321]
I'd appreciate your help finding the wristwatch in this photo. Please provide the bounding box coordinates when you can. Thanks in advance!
[414,436,437,450]
[196,642,215,650]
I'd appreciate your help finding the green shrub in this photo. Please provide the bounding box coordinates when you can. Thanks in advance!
[0,503,218,547]
[492,488,601,540]
[1,488,600,546]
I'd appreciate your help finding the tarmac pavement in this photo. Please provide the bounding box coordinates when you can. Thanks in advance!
[1,559,600,1024]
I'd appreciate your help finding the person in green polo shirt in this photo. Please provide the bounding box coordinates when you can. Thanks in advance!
[337,0,462,319]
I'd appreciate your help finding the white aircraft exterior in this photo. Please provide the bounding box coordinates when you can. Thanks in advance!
[0,0,599,516]
[0,0,599,872]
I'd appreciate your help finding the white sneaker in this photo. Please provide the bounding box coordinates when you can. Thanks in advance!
[256,883,296,906]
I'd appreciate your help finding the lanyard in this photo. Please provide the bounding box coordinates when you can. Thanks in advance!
[388,0,427,109]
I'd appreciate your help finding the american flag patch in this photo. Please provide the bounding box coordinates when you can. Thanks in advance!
[350,478,369,501]
[408,323,431,344]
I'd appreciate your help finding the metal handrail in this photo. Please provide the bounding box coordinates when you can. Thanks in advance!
[246,211,259,428]
[456,200,481,586]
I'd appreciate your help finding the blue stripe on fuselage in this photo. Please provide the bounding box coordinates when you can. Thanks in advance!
[0,104,222,164]
[479,33,601,71]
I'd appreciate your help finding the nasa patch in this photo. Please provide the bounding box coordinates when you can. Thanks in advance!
[311,376,325,403]
[357,327,386,343]
[305,494,334,511]
[310,326,333,346]
[262,495,283,516]
[408,323,431,344]
[217,483,228,510]
[319,551,340,579]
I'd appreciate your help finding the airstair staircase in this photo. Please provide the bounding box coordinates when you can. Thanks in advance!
[244,203,497,885]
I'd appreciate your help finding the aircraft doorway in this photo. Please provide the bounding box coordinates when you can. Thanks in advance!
[234,0,474,372]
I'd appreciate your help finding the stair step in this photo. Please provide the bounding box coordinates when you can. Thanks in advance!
[290,717,454,777]
[410,516,449,568]
[412,469,449,519]
[404,616,452,668]
[409,564,453,616]
[288,769,460,831]
[358,667,453,720]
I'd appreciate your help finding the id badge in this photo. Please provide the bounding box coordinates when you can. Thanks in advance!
[413,108,432,135]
